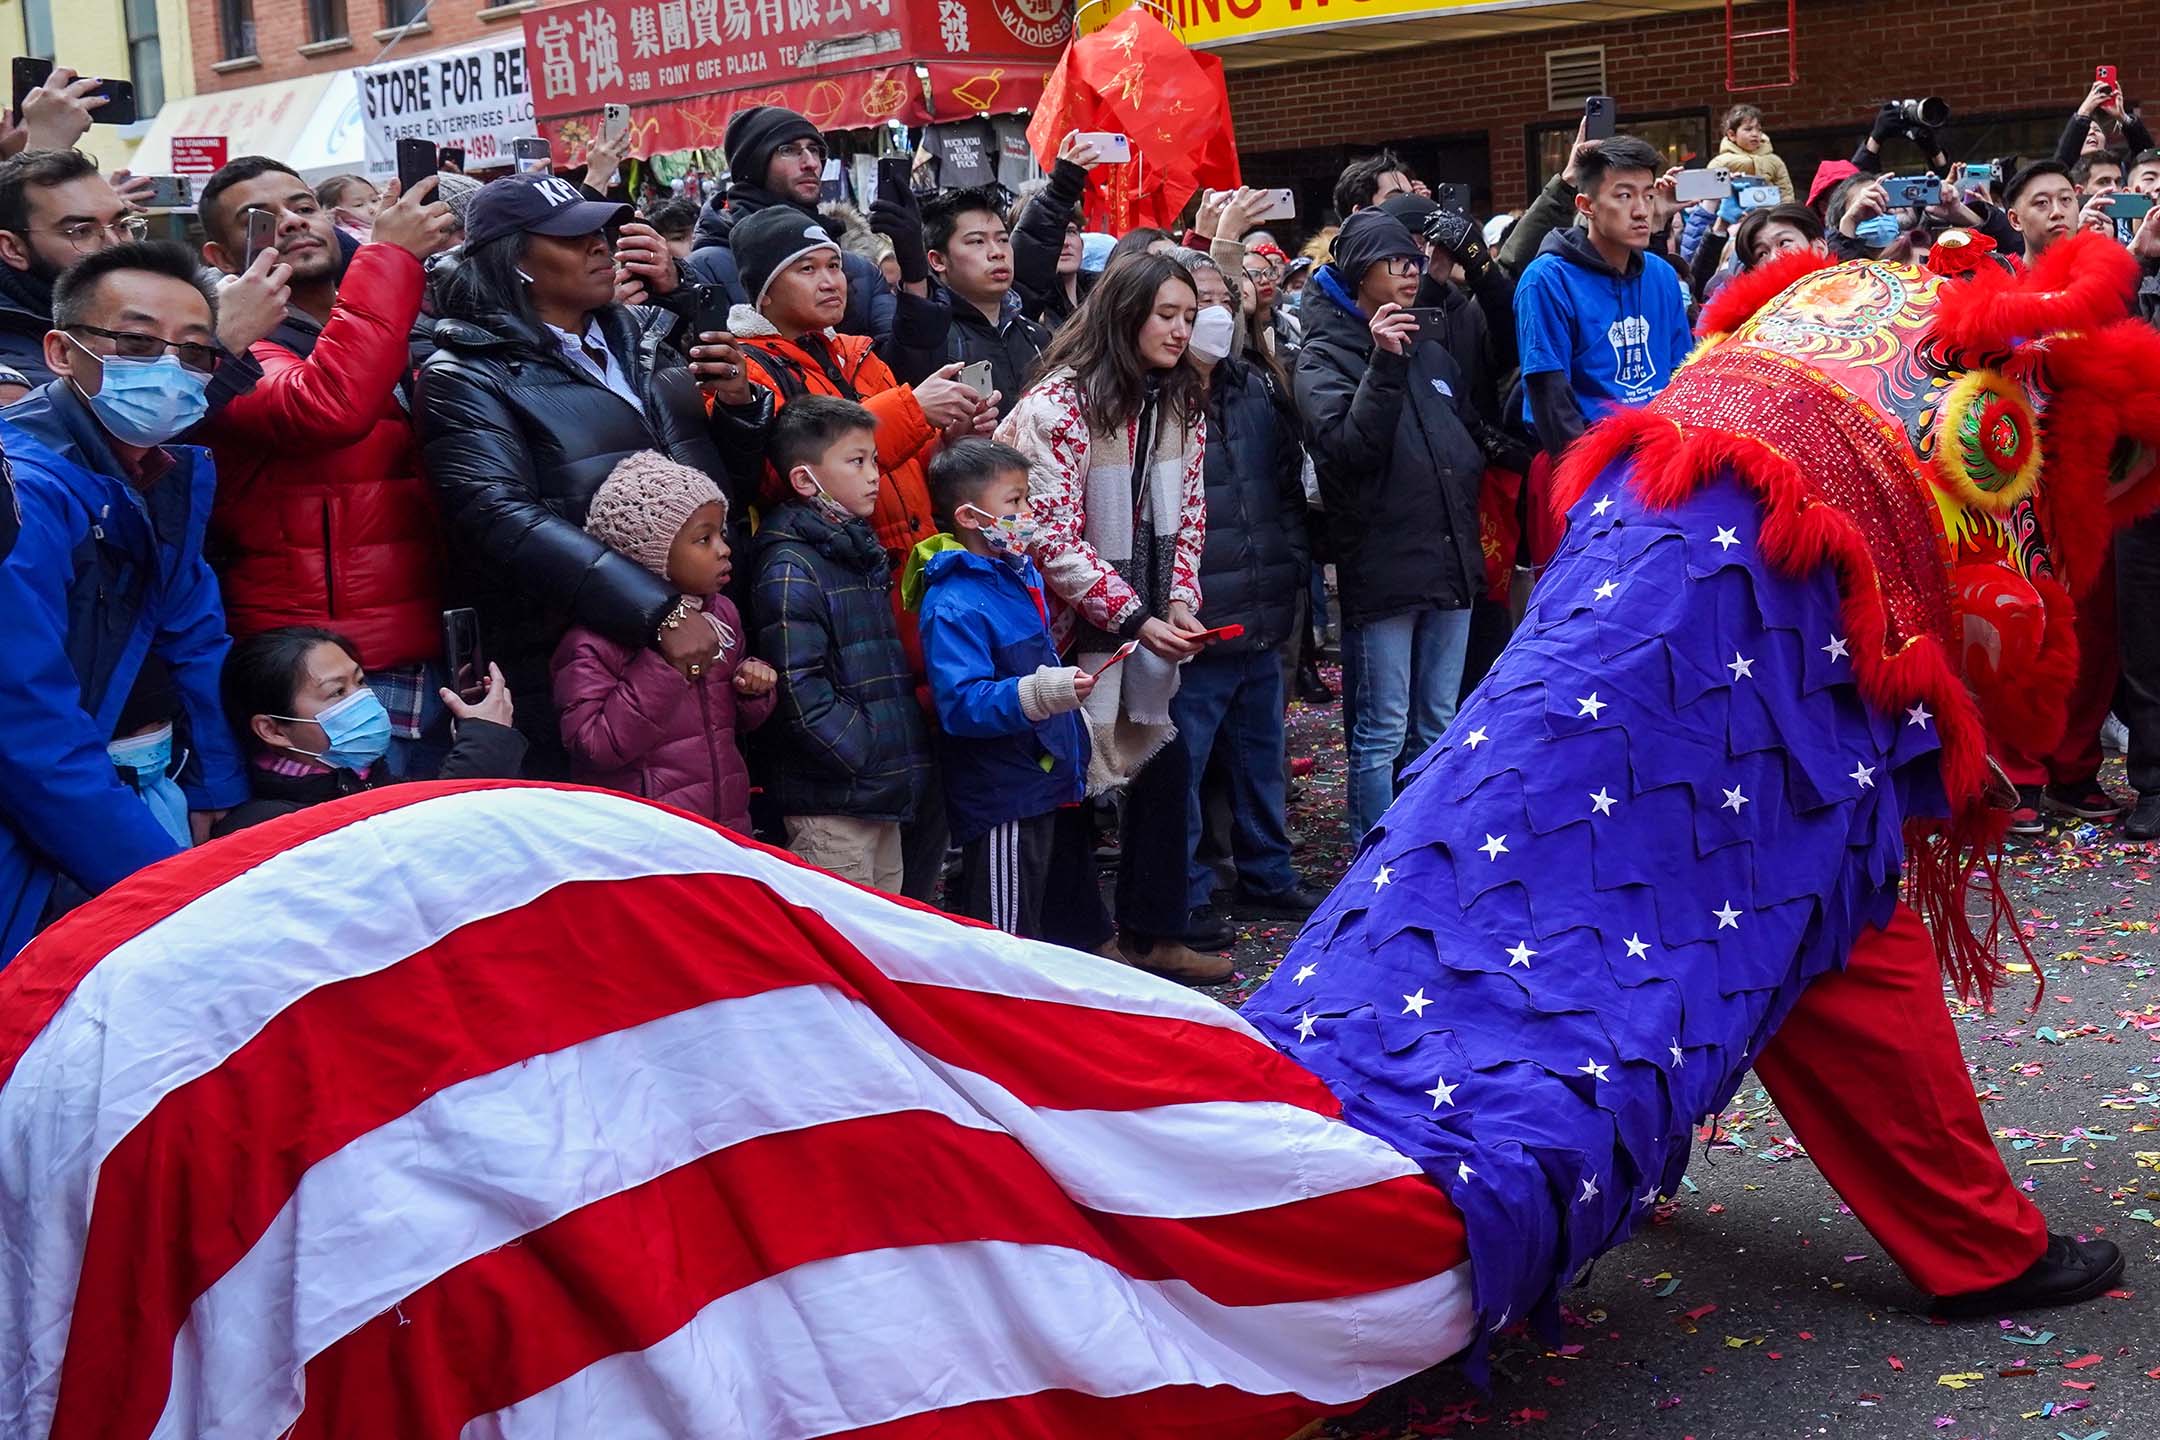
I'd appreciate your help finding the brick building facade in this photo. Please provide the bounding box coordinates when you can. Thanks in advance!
[190,0,532,91]
[1222,0,2160,225]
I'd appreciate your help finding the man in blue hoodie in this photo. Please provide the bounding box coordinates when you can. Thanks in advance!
[1515,135,1694,463]
[909,438,1091,941]
[0,241,248,963]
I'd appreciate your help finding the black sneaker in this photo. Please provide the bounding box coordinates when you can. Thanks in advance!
[1296,665,1337,705]
[2128,794,2160,842]
[2040,781,2128,820]
[1932,1233,2124,1318]
[1230,883,1327,920]
[1184,906,1235,951]
[2007,787,2046,836]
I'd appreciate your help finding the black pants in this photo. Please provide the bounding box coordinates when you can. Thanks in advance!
[1115,731,1194,946]
[1039,804,1113,950]
[2118,515,2160,797]
[900,761,950,906]
[955,811,1058,936]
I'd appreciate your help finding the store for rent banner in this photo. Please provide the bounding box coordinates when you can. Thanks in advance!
[524,0,1070,159]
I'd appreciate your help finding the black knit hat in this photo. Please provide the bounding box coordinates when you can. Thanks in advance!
[724,106,824,190]
[733,205,842,309]
[1330,208,1426,287]
[1378,191,1439,232]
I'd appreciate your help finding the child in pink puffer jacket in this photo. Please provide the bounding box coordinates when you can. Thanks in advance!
[552,452,776,833]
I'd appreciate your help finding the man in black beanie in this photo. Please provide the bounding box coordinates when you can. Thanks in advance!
[686,105,946,356]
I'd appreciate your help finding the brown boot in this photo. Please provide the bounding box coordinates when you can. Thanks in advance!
[1119,938,1234,984]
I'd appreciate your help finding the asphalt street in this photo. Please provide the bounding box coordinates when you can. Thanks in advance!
[1205,695,2159,1440]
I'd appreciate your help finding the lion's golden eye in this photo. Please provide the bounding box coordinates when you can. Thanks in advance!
[1932,370,2042,511]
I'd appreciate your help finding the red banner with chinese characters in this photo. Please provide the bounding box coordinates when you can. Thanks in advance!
[524,0,1066,120]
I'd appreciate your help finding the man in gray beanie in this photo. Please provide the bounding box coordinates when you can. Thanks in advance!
[683,105,948,357]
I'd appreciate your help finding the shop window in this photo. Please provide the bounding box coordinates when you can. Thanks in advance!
[307,0,349,42]
[125,0,163,116]
[218,0,256,58]
[1526,111,1712,204]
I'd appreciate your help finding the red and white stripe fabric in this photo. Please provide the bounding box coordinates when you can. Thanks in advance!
[0,782,1473,1440]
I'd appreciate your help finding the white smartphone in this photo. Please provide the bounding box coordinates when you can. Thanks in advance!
[957,359,994,394]
[602,102,630,146]
[1254,187,1296,221]
[1672,167,1731,204]
[1077,131,1131,163]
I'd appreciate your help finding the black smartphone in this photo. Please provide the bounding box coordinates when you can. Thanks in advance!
[1434,182,1471,214]
[10,58,135,125]
[1407,305,1449,351]
[877,155,912,206]
[1584,94,1616,141]
[441,608,488,705]
[692,282,731,341]
[397,138,438,197]
[513,136,551,175]
[242,207,276,268]
[440,146,466,174]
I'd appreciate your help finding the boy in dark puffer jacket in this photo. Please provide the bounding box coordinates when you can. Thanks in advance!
[905,439,1091,938]
[752,396,931,892]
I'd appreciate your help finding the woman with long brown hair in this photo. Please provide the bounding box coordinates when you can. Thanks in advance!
[996,251,1222,982]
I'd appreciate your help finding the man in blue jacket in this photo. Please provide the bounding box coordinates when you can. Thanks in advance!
[0,240,248,963]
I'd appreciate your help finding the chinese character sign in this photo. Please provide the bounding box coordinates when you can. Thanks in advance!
[525,0,1069,119]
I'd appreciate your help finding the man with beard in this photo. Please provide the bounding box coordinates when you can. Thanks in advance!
[0,149,286,405]
[195,156,460,772]
[688,106,945,354]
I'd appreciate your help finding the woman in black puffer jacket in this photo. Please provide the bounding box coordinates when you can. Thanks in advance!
[416,174,772,775]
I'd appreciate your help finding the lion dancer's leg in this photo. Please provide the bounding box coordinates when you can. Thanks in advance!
[1752,903,2118,1311]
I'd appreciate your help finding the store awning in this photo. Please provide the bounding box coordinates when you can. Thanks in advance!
[1172,0,1729,69]
[132,70,365,181]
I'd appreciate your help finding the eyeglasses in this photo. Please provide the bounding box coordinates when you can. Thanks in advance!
[36,215,150,252]
[1381,255,1422,277]
[772,138,827,165]
[65,324,222,375]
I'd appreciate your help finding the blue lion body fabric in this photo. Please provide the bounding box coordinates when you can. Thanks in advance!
[1247,467,1950,1353]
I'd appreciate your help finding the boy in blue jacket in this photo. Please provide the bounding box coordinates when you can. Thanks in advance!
[906,439,1091,938]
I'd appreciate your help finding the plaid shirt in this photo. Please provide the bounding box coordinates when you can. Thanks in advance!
[366,663,434,741]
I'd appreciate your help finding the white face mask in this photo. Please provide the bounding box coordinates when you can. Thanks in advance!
[1190,304,1237,361]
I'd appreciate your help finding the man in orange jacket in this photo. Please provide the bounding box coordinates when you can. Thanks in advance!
[696,206,995,902]
[198,156,458,772]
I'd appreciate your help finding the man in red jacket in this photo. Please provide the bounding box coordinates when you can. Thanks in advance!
[198,156,458,770]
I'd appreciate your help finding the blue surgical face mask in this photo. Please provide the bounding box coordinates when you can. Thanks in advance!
[67,336,212,447]
[107,722,192,848]
[1854,213,1903,250]
[273,686,393,772]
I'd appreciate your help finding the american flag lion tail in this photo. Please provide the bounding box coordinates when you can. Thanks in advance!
[0,780,1473,1440]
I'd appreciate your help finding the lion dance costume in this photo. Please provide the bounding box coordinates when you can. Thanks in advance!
[3,235,2157,1439]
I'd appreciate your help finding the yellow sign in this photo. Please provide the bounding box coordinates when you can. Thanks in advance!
[1161,0,1566,47]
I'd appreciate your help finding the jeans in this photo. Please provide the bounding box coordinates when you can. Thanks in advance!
[1344,606,1473,838]
[1171,648,1298,910]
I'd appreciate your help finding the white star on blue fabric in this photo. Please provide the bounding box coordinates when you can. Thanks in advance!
[1577,692,1607,719]
[1624,933,1650,960]
[1639,1185,1660,1209]
[1593,578,1618,601]
[1906,702,1932,728]
[1295,1011,1317,1042]
[1372,865,1395,890]
[1577,1058,1610,1081]
[1851,762,1876,789]
[1721,785,1749,813]
[1712,526,1740,550]
[1457,1160,1476,1182]
[1579,1175,1601,1204]
[1590,787,1617,815]
[1824,634,1850,661]
[1403,989,1432,1017]
[1727,652,1755,680]
[1669,1038,1685,1065]
[1464,726,1489,749]
[1506,940,1536,968]
[1427,1073,1459,1108]
[1293,963,1318,985]
[1591,494,1615,516]
[1714,901,1742,929]
[1479,834,1509,861]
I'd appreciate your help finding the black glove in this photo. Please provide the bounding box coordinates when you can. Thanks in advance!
[1869,101,1904,144]
[870,194,930,285]
[1422,207,1492,272]
[1906,124,1939,157]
